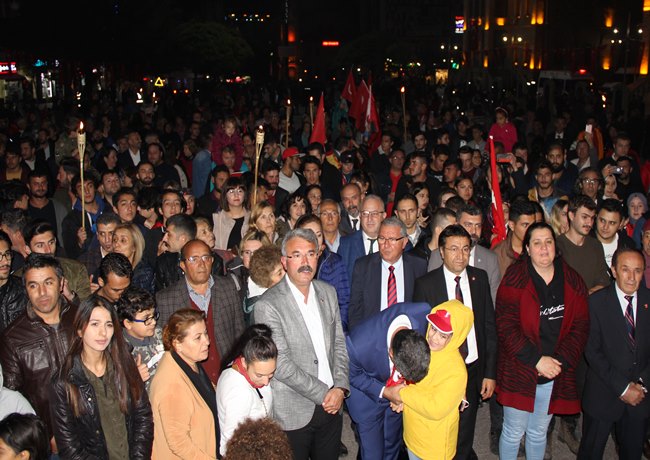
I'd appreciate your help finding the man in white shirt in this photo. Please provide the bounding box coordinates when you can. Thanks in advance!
[278,147,304,194]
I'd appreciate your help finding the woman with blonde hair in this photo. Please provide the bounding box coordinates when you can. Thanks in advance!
[112,222,155,292]
[247,200,281,245]
[549,199,569,236]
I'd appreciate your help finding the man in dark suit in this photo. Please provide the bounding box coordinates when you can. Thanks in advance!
[338,194,386,280]
[338,183,363,236]
[348,217,427,331]
[579,248,650,459]
[347,302,432,460]
[156,239,245,385]
[413,224,497,460]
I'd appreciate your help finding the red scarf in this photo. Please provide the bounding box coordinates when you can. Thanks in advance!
[232,356,263,389]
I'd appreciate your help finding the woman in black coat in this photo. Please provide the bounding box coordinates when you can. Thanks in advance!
[49,296,153,459]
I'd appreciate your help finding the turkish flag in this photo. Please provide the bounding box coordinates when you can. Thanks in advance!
[342,69,356,103]
[309,93,327,145]
[350,80,369,131]
[489,136,507,248]
[366,85,382,154]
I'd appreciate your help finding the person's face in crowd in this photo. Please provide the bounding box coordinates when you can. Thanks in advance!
[180,241,214,285]
[28,231,56,255]
[303,162,321,185]
[569,206,595,237]
[612,250,645,295]
[123,307,157,341]
[97,222,116,253]
[300,221,325,252]
[514,147,529,163]
[102,173,121,197]
[222,150,236,170]
[408,157,426,178]
[224,121,236,137]
[439,192,456,208]
[98,272,130,303]
[378,224,408,264]
[104,150,118,170]
[174,320,210,365]
[535,167,553,190]
[115,194,137,223]
[455,178,474,203]
[306,188,322,214]
[389,150,406,172]
[495,111,507,126]
[5,151,20,170]
[617,159,632,180]
[380,135,393,153]
[395,198,418,230]
[614,138,631,158]
[24,266,61,317]
[629,197,645,221]
[13,193,28,210]
[596,209,622,242]
[643,231,650,257]
[360,197,386,237]
[281,236,318,291]
[268,264,285,286]
[196,221,216,249]
[57,166,70,187]
[432,153,448,172]
[527,227,556,271]
[580,171,600,200]
[241,239,263,268]
[458,212,482,246]
[547,147,565,172]
[183,193,195,215]
[341,160,355,175]
[509,213,535,245]
[0,240,12,283]
[161,224,188,254]
[288,155,302,172]
[604,175,617,197]
[263,170,280,190]
[147,145,163,166]
[288,197,307,223]
[243,358,277,387]
[443,164,459,184]
[137,163,155,186]
[319,202,341,234]
[556,205,569,234]
[472,151,482,169]
[440,235,471,275]
[212,171,230,193]
[427,326,452,352]
[225,186,245,209]
[341,185,361,218]
[127,132,142,151]
[19,142,35,161]
[415,188,429,211]
[160,193,182,221]
[414,134,427,151]
[459,152,473,171]
[255,206,276,238]
[576,141,590,160]
[438,133,450,145]
[75,180,96,205]
[351,178,369,196]
[112,228,136,263]
[28,175,48,199]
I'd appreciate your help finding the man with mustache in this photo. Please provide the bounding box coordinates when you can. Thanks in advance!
[254,228,349,460]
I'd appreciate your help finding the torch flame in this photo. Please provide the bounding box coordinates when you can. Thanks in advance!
[400,86,405,93]
[79,121,84,132]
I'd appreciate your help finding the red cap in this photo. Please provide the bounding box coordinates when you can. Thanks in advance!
[426,309,453,334]
[282,147,304,161]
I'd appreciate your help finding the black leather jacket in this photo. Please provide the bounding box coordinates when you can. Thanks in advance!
[155,250,225,291]
[0,275,27,334]
[49,356,153,459]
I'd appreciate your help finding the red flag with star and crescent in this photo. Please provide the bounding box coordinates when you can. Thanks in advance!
[342,69,356,103]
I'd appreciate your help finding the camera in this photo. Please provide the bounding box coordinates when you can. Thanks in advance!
[612,166,624,175]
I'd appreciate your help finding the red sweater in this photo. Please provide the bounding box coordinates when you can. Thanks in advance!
[495,257,589,414]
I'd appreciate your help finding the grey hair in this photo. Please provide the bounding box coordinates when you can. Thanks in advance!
[361,194,386,212]
[281,228,319,256]
[381,216,408,238]
[320,198,341,214]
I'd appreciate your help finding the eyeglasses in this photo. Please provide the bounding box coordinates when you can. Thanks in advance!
[131,311,160,326]
[377,236,405,245]
[361,211,383,219]
[286,251,318,260]
[0,251,12,261]
[182,254,214,264]
[443,246,471,256]
[241,249,257,257]
[227,188,245,195]
[581,178,600,185]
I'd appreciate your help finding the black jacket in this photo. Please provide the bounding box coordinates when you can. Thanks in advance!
[49,356,153,459]
[0,276,27,334]
[155,251,225,291]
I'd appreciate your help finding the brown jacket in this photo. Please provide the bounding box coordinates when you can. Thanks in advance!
[0,300,78,437]
[493,232,519,278]
[150,352,217,459]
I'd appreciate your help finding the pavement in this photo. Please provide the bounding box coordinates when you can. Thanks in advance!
[341,402,617,459]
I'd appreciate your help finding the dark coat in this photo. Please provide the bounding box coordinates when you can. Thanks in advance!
[0,276,27,334]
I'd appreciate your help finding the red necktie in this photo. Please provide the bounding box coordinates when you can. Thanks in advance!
[387,265,397,308]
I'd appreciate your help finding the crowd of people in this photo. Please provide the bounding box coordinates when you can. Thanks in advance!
[0,79,649,460]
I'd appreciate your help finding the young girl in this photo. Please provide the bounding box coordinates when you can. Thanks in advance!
[49,296,153,459]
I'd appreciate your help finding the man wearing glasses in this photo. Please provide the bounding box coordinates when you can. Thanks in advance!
[413,224,497,460]
[156,239,244,385]
[348,217,427,331]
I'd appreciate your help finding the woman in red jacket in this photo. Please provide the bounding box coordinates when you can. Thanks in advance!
[488,107,518,154]
[496,222,589,460]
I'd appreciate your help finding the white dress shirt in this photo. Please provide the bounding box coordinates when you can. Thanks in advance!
[443,266,478,364]
[287,277,333,387]
[380,256,405,311]
[362,230,377,255]
[615,283,637,326]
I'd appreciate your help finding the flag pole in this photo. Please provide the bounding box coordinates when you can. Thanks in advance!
[77,122,86,231]
[253,126,265,205]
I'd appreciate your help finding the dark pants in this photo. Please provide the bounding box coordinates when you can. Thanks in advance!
[578,411,648,460]
[454,362,480,460]
[285,405,343,460]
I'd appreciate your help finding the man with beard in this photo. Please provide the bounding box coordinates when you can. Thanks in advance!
[261,160,287,211]
[395,152,441,206]
[148,143,180,188]
[611,156,644,203]
[78,213,120,277]
[99,169,121,206]
[136,161,156,191]
[528,160,568,221]
[339,183,362,236]
[546,143,578,197]
[27,170,67,240]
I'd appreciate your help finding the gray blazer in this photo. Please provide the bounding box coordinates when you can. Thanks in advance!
[156,276,245,367]
[428,244,502,303]
[253,277,349,431]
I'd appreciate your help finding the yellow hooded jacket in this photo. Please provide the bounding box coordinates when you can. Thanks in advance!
[400,300,474,460]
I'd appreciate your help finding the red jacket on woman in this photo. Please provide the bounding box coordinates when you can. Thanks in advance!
[495,257,589,414]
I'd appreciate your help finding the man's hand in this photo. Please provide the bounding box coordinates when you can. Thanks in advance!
[135,354,150,382]
[157,240,168,256]
[89,275,100,294]
[536,356,562,379]
[322,388,345,414]
[61,277,74,302]
[389,402,404,413]
[621,383,646,406]
[481,378,496,400]
[382,383,405,405]
[77,227,88,248]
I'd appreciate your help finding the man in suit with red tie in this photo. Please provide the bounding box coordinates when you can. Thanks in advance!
[579,247,650,459]
[413,224,497,460]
